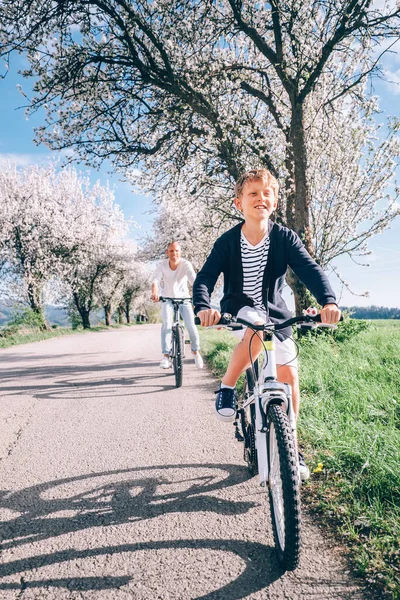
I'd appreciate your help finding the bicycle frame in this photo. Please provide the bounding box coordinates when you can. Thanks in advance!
[243,331,297,487]
[160,297,192,387]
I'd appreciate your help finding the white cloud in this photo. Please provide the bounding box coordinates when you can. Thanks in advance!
[384,69,400,95]
[0,152,53,168]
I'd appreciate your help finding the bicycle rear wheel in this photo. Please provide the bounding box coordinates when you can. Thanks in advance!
[267,403,301,571]
[173,325,183,388]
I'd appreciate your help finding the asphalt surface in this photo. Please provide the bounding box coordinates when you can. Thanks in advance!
[0,324,373,599]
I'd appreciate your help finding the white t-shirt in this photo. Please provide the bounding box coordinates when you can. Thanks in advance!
[240,230,270,316]
[153,259,196,298]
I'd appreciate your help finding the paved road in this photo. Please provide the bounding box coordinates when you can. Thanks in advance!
[0,325,372,599]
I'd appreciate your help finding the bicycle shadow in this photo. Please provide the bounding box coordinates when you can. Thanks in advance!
[0,463,282,598]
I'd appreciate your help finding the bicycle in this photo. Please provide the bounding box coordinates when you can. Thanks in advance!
[159,297,192,388]
[196,310,339,570]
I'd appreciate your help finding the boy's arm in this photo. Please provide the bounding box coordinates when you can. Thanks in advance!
[193,239,224,315]
[287,230,338,308]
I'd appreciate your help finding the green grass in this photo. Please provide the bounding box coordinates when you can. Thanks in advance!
[200,321,400,598]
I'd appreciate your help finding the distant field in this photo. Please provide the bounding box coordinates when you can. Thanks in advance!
[200,319,400,599]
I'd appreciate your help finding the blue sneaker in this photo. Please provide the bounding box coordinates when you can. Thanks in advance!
[215,386,237,422]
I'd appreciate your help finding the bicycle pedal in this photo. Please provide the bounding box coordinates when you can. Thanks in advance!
[184,339,190,344]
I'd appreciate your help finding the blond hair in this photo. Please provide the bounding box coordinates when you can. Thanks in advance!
[234,168,279,199]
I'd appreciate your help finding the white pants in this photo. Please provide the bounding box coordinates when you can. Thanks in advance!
[161,300,200,354]
[234,306,298,368]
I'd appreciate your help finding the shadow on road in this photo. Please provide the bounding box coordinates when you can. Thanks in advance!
[0,357,211,398]
[0,463,286,598]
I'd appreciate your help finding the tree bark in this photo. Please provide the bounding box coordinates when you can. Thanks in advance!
[117,305,124,324]
[104,304,112,326]
[73,292,91,329]
[27,280,50,330]
[284,100,315,314]
[124,294,133,323]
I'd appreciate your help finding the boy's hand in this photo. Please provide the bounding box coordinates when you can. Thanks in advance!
[151,293,159,302]
[197,308,221,327]
[320,303,341,324]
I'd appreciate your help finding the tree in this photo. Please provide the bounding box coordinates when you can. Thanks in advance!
[118,261,151,324]
[55,182,132,328]
[0,162,134,330]
[1,0,399,309]
[0,163,74,328]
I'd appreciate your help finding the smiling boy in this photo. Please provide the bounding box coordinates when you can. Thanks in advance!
[193,168,341,480]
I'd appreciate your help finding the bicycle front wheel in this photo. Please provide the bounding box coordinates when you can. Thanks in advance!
[173,325,183,388]
[267,403,301,571]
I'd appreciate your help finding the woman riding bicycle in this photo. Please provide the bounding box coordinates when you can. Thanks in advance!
[151,241,203,370]
[193,168,341,480]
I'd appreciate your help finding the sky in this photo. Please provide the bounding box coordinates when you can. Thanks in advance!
[1,46,400,309]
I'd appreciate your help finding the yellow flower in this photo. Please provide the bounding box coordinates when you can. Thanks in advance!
[313,462,324,474]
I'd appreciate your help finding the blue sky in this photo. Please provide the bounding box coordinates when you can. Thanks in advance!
[1,51,400,309]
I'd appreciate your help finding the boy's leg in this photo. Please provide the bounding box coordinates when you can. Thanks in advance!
[222,325,264,386]
[216,307,265,422]
[276,365,299,416]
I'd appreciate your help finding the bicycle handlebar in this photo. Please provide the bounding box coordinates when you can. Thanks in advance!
[194,312,343,330]
[159,296,192,303]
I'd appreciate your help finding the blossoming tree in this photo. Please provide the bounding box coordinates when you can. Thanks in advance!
[1,0,399,308]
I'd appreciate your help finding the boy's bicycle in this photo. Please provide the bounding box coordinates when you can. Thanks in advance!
[160,297,192,388]
[196,310,338,570]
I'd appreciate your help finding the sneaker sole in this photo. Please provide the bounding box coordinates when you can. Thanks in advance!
[300,470,310,482]
[216,412,236,423]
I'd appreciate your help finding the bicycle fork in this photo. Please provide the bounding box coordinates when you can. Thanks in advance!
[254,383,296,486]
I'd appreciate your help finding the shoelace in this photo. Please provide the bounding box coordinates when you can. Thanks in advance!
[214,388,236,408]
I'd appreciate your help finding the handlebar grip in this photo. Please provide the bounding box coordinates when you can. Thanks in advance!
[195,314,233,327]
[309,313,343,323]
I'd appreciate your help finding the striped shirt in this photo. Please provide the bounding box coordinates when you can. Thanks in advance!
[240,230,270,313]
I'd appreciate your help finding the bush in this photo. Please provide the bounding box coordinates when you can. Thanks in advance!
[296,315,371,346]
[332,316,371,342]
[8,306,47,329]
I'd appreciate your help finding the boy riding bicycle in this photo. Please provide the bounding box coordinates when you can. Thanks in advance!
[193,168,341,480]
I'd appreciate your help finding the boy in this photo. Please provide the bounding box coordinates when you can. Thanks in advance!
[193,169,341,480]
[152,241,203,370]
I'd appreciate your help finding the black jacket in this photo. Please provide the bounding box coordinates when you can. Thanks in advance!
[193,220,337,340]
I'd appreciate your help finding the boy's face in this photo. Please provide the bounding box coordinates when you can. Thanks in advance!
[234,178,277,220]
[166,242,181,263]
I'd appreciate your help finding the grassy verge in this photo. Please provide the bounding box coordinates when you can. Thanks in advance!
[199,321,400,598]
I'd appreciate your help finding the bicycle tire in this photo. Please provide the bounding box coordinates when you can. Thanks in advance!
[267,403,301,571]
[242,367,258,475]
[173,325,183,388]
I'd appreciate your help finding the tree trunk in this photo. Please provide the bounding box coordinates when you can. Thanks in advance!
[284,101,315,314]
[288,101,314,255]
[73,292,91,329]
[104,304,112,326]
[124,296,132,323]
[81,310,91,329]
[117,305,124,324]
[285,269,316,316]
[27,280,49,330]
